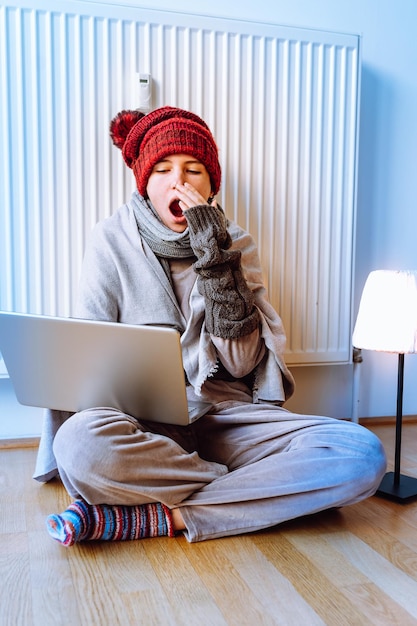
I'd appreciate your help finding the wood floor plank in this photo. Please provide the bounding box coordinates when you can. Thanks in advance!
[199,534,326,625]
[3,423,417,625]
[0,533,33,626]
[253,529,372,625]
[28,529,81,626]
[281,522,417,625]
[1,448,31,534]
[342,581,417,626]
[282,517,370,587]
[122,589,178,626]
[178,535,321,626]
[323,530,417,620]
[143,536,228,625]
[340,505,417,579]
[75,537,200,625]
[65,542,138,625]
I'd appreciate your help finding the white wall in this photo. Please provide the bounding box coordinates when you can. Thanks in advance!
[0,378,43,438]
[2,0,417,437]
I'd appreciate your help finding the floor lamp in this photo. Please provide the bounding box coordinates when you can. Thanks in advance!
[352,269,417,503]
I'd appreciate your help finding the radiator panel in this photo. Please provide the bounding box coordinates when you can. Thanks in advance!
[0,2,360,364]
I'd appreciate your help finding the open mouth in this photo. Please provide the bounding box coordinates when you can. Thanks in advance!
[169,199,183,218]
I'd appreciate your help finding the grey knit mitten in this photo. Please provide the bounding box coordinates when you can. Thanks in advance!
[185,204,260,339]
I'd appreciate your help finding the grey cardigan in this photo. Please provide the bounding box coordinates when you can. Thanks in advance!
[34,199,294,482]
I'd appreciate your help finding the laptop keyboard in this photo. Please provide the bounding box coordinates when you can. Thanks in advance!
[188,406,201,422]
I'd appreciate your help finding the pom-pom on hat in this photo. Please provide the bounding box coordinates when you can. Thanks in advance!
[109,106,221,197]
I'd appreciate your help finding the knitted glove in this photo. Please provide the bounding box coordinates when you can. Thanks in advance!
[185,204,260,339]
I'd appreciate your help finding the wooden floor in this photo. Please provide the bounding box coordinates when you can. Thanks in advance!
[2,421,417,626]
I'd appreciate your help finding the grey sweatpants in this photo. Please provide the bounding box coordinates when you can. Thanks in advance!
[53,401,387,542]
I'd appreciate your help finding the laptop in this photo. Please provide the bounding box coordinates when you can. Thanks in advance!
[0,311,213,425]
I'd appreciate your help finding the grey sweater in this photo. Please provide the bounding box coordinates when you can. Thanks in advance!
[33,195,295,482]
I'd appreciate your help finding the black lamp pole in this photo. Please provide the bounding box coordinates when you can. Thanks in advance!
[376,353,417,502]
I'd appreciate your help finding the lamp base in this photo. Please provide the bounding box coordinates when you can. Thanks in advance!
[376,472,417,503]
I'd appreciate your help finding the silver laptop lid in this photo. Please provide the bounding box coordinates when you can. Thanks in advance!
[0,311,211,425]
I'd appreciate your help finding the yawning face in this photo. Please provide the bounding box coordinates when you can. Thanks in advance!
[169,199,183,218]
[146,154,212,232]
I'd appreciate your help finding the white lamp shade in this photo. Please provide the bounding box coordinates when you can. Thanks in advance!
[353,270,417,354]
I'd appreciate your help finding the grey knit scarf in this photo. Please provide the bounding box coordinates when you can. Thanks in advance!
[129,191,195,262]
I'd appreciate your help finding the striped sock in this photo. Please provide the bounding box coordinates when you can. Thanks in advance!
[46,500,175,547]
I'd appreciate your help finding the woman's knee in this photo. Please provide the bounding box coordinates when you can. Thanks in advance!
[339,424,387,495]
[52,407,139,473]
[361,427,387,483]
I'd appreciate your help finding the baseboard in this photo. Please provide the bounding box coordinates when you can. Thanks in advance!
[359,415,417,426]
[0,437,40,449]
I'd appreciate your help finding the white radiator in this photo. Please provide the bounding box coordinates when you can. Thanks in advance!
[0,1,361,365]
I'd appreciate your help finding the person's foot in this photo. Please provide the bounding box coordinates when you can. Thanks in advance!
[46,500,174,546]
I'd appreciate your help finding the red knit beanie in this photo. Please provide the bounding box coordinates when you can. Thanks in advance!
[110,106,221,197]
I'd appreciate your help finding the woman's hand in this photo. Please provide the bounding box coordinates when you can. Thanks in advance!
[175,182,216,212]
